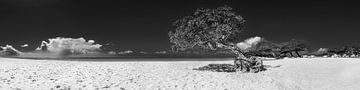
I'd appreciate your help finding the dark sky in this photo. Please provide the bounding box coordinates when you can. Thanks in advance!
[0,0,359,52]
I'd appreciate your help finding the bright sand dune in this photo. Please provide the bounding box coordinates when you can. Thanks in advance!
[0,58,360,90]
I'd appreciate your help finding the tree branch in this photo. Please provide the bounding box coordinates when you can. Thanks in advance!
[215,42,247,59]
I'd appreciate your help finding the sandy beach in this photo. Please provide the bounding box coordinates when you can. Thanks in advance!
[0,57,360,90]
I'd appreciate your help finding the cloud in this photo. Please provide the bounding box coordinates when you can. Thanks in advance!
[139,51,149,54]
[108,51,117,55]
[20,44,29,47]
[88,40,95,44]
[317,48,328,52]
[118,50,133,54]
[236,36,263,51]
[36,37,102,55]
[0,45,22,56]
[155,51,167,54]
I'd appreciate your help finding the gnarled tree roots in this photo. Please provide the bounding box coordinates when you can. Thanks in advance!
[234,57,266,73]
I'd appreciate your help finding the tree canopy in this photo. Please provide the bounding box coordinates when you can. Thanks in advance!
[169,6,245,51]
[280,39,309,53]
[249,39,280,52]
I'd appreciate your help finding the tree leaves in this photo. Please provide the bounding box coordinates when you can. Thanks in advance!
[169,6,245,51]
[280,39,309,53]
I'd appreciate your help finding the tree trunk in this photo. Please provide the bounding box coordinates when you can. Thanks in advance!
[215,42,265,73]
[234,56,265,73]
[271,52,277,58]
[295,51,301,57]
[289,52,294,57]
[231,49,265,73]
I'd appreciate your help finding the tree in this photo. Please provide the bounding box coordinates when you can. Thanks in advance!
[280,39,308,57]
[340,46,360,55]
[327,48,341,55]
[247,39,282,58]
[168,6,265,73]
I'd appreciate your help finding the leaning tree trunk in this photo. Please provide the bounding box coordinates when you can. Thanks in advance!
[295,51,301,57]
[270,52,278,58]
[234,56,264,73]
[231,49,265,73]
[289,52,294,57]
[214,42,265,73]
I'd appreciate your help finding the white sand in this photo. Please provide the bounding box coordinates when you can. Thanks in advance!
[0,57,360,90]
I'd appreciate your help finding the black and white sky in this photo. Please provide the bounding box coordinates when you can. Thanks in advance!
[0,0,359,52]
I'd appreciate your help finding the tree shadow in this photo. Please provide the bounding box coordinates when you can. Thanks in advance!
[263,65,282,68]
[193,64,281,73]
[193,64,237,72]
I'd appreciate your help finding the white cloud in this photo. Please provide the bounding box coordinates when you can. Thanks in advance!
[317,48,328,52]
[140,51,148,54]
[36,37,102,54]
[20,44,29,47]
[0,45,22,56]
[118,50,133,54]
[155,51,167,54]
[108,51,117,55]
[236,36,262,51]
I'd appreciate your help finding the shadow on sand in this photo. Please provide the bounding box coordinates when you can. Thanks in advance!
[193,64,281,73]
[193,64,238,72]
